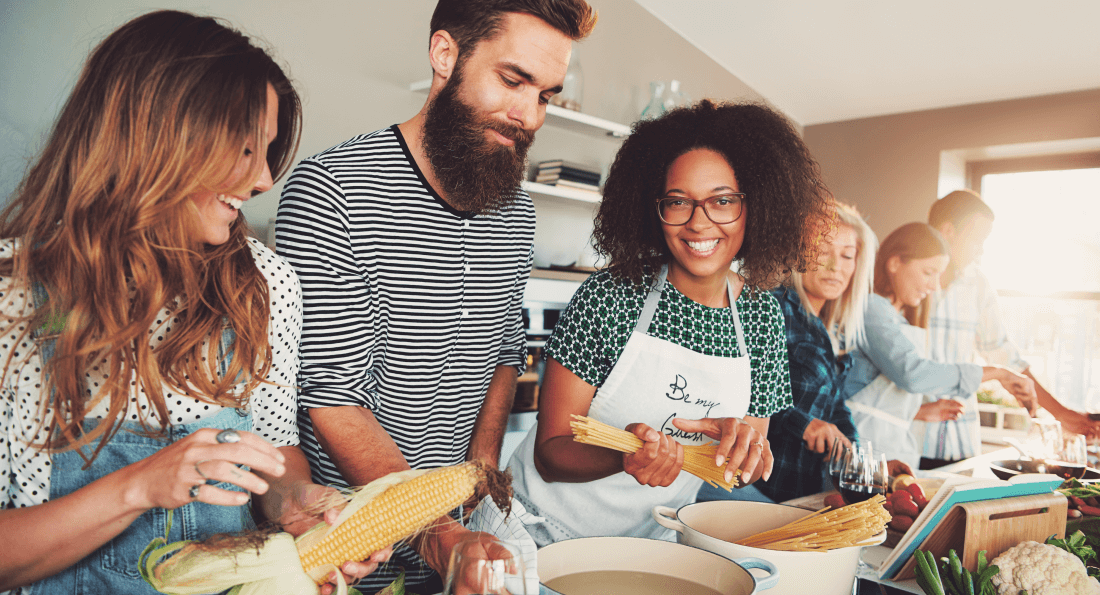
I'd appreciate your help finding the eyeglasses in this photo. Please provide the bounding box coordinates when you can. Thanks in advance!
[656,194,745,225]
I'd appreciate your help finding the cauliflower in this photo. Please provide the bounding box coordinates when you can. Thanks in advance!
[990,540,1100,595]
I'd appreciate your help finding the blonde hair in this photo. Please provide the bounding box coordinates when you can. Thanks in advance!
[0,10,302,463]
[790,202,876,352]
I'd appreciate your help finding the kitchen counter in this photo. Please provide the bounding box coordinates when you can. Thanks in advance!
[929,446,1020,479]
[781,448,1034,595]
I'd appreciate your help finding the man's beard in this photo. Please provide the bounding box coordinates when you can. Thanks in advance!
[421,70,534,214]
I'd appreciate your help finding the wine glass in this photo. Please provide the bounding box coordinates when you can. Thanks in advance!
[839,447,887,505]
[443,537,527,595]
[827,439,850,490]
[1058,434,1089,479]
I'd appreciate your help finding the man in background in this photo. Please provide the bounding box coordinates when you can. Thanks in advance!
[919,189,1100,468]
[276,1,596,591]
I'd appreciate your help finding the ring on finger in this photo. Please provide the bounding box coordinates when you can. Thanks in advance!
[194,459,212,481]
[752,441,764,450]
[215,429,241,444]
[189,484,202,500]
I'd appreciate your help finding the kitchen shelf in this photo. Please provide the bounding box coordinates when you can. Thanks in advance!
[409,78,631,138]
[522,180,600,204]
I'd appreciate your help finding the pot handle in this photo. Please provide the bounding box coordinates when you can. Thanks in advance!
[732,557,780,592]
[651,505,686,534]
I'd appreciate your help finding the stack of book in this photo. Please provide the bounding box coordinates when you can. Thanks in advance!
[533,160,602,193]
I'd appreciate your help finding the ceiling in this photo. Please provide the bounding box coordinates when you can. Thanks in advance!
[634,0,1100,126]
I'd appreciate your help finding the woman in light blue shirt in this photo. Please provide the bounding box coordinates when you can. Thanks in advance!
[844,223,1034,469]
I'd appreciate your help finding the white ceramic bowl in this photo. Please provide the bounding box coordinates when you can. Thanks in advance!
[653,500,885,595]
[538,536,778,594]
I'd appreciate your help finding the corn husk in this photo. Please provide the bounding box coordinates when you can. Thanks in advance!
[140,532,323,595]
[139,466,467,595]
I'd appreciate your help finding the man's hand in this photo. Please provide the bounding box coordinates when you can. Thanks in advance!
[415,520,500,580]
[271,482,392,594]
[802,419,850,455]
[996,370,1037,414]
[1053,409,1100,442]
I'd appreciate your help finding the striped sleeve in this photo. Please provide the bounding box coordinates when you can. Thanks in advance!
[275,157,381,411]
[499,244,533,373]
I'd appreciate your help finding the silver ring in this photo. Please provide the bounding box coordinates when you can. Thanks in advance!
[752,441,764,450]
[189,484,202,500]
[215,429,241,444]
[194,459,212,481]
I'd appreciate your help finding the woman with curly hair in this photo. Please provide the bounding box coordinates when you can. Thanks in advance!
[508,100,832,545]
[0,11,385,593]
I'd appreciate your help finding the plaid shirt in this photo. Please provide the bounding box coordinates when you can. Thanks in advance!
[920,265,1029,461]
[756,286,857,503]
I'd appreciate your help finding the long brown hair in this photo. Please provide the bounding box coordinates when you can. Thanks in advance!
[874,222,950,328]
[0,10,302,462]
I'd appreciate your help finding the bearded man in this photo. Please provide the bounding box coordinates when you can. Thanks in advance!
[275,1,596,592]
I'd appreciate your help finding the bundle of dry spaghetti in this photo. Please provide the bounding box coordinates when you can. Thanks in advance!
[569,414,741,491]
[736,494,890,552]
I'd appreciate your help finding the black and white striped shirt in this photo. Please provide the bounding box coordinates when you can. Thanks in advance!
[277,125,532,481]
[276,125,533,590]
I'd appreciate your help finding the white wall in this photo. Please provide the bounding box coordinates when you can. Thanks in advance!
[0,0,769,250]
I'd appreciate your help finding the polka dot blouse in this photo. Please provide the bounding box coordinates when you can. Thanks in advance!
[545,269,793,418]
[0,237,303,511]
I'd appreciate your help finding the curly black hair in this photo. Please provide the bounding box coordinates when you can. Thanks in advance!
[593,99,832,291]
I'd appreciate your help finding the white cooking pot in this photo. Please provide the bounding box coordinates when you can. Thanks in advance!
[653,500,885,595]
[538,536,779,594]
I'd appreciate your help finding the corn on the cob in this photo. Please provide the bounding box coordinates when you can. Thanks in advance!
[297,462,482,583]
[141,462,493,594]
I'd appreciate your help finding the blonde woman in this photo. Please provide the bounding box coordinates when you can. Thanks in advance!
[699,202,880,504]
[844,222,1035,470]
[0,11,386,593]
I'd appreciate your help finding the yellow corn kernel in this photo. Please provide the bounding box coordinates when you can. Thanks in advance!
[297,463,481,580]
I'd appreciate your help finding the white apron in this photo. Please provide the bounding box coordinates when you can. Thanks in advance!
[509,265,752,546]
[846,323,927,470]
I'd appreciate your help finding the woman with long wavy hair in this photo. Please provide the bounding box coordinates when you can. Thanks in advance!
[0,11,386,593]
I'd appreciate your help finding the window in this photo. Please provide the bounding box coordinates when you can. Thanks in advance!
[979,167,1100,412]
[981,168,1100,295]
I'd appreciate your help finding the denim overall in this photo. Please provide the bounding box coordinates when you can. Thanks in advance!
[27,284,253,595]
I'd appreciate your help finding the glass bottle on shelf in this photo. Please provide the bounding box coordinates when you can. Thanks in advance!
[640,81,667,120]
[663,79,690,111]
[550,45,584,112]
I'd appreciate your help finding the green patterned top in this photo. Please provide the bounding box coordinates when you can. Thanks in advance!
[545,269,792,417]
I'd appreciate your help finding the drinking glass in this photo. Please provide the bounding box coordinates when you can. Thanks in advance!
[827,439,850,490]
[1059,434,1089,478]
[443,538,527,595]
[839,447,887,505]
[1033,418,1063,460]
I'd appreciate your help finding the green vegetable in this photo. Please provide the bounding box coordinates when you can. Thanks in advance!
[915,550,946,595]
[973,551,999,595]
[1057,478,1100,499]
[913,549,1000,595]
[1046,531,1100,579]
